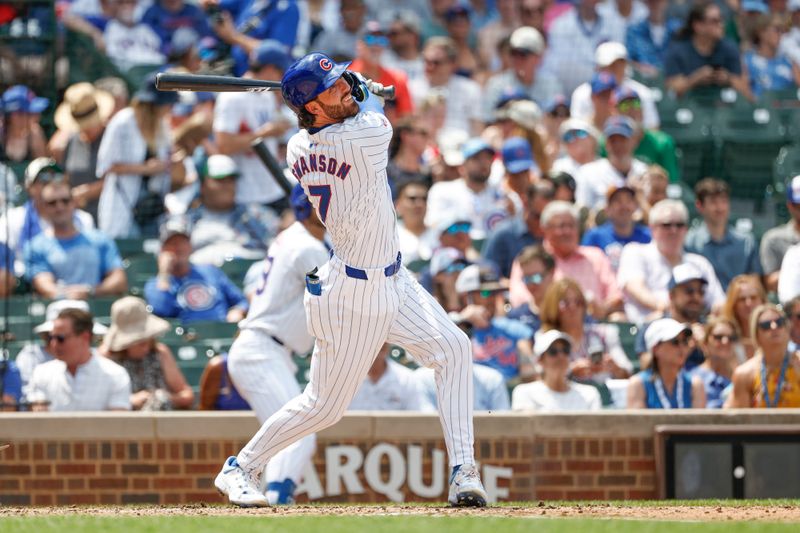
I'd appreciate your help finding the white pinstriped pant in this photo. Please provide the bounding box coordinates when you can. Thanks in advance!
[236,256,475,475]
[227,330,316,485]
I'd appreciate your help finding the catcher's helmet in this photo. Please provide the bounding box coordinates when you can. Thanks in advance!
[281,53,351,109]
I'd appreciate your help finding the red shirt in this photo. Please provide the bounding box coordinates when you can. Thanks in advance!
[348,60,415,118]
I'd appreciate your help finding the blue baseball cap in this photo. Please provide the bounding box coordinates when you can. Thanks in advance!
[167,27,198,58]
[741,0,768,12]
[282,52,351,109]
[612,86,640,105]
[445,3,470,21]
[2,85,49,114]
[134,73,179,106]
[502,137,536,174]
[788,175,800,204]
[590,71,617,94]
[462,138,495,160]
[603,116,635,138]
[250,39,292,71]
[495,88,530,110]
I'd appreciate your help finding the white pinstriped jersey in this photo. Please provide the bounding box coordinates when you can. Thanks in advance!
[238,221,330,354]
[286,110,398,268]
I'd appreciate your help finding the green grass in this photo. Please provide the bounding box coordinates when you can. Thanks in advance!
[1,514,798,533]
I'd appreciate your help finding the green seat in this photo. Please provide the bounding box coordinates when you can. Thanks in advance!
[657,98,717,186]
[4,340,38,360]
[0,317,38,342]
[293,353,312,387]
[179,320,239,342]
[86,296,119,318]
[124,64,164,89]
[0,296,47,319]
[615,322,641,373]
[220,258,259,288]
[717,105,787,199]
[405,259,430,274]
[573,379,614,408]
[774,144,800,185]
[114,238,158,259]
[165,341,218,388]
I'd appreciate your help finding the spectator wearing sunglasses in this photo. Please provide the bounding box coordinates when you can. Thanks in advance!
[635,263,712,371]
[506,245,555,338]
[617,199,725,324]
[23,180,127,300]
[686,178,762,291]
[627,318,707,408]
[726,304,800,408]
[570,42,661,131]
[511,329,602,411]
[625,0,682,76]
[551,119,600,179]
[542,95,570,161]
[26,308,131,411]
[483,26,562,122]
[453,264,536,384]
[395,181,437,264]
[0,158,95,277]
[692,317,742,408]
[601,87,679,182]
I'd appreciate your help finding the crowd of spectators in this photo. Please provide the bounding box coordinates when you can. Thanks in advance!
[2,0,800,414]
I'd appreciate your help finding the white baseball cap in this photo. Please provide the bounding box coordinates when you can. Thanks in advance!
[668,263,708,290]
[455,264,507,294]
[509,26,545,55]
[644,318,690,352]
[204,154,240,180]
[33,300,109,336]
[595,42,628,68]
[533,329,574,358]
[559,118,601,141]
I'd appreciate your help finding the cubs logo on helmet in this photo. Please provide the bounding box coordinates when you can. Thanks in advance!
[281,53,351,109]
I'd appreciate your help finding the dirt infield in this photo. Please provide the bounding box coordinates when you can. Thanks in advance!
[2,503,799,522]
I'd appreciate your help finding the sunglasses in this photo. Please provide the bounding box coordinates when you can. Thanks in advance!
[523,273,545,285]
[510,48,534,58]
[666,335,691,347]
[445,223,471,235]
[479,289,498,298]
[679,286,706,297]
[757,317,787,331]
[658,222,687,230]
[363,34,389,47]
[35,170,67,184]
[711,333,738,343]
[558,298,584,309]
[424,57,446,67]
[45,197,72,207]
[549,108,570,119]
[443,262,467,274]
[617,99,642,113]
[562,129,589,143]
[408,128,429,137]
[544,346,570,357]
[47,333,74,344]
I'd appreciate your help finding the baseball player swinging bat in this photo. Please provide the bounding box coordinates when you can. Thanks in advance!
[155,72,396,101]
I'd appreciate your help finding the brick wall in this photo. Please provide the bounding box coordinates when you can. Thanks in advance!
[1,411,798,505]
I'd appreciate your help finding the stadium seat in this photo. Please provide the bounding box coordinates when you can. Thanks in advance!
[293,353,312,386]
[614,322,641,373]
[220,258,259,288]
[657,97,716,186]
[115,237,159,259]
[165,341,218,388]
[405,259,430,274]
[716,105,787,200]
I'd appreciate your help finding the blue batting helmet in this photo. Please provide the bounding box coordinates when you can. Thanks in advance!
[281,52,351,109]
[290,183,313,221]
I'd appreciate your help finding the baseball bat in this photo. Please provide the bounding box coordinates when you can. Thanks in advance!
[156,73,281,93]
[155,72,396,100]
[251,139,294,196]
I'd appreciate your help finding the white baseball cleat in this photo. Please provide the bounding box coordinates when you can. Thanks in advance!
[448,464,488,507]
[215,456,269,507]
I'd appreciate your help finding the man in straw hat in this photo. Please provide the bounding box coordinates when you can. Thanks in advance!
[26,308,131,411]
[52,82,116,221]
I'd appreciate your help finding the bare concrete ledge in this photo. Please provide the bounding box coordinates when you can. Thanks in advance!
[2,410,800,442]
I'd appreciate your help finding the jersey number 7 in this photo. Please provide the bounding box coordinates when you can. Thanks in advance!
[307,185,331,223]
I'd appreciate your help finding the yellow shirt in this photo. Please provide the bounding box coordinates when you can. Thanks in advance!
[752,356,800,408]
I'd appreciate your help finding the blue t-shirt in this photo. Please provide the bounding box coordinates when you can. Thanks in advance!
[471,317,534,381]
[1,360,23,404]
[625,18,682,69]
[639,368,693,409]
[664,38,742,78]
[689,366,730,409]
[221,0,300,76]
[141,2,212,54]
[480,218,539,278]
[145,264,248,323]
[743,50,796,98]
[506,303,541,340]
[0,242,14,273]
[24,229,123,286]
[581,222,651,271]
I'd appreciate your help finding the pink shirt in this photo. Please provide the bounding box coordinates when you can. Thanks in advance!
[509,245,622,307]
